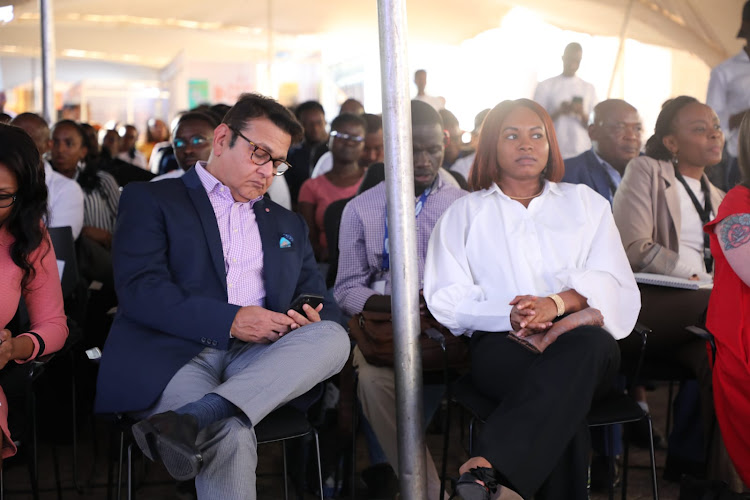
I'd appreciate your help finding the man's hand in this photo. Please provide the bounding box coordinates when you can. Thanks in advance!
[509,295,556,335]
[230,306,296,344]
[287,303,323,328]
[521,308,604,353]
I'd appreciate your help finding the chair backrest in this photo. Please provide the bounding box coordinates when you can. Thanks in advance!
[47,226,79,300]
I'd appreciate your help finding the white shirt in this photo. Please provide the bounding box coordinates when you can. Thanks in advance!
[706,49,750,157]
[310,151,333,179]
[117,150,148,170]
[450,152,475,182]
[676,176,709,275]
[424,181,640,340]
[147,141,172,174]
[151,167,292,211]
[414,93,445,111]
[533,75,597,159]
[44,161,84,239]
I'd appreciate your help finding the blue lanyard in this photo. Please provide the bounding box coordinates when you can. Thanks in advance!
[381,181,434,271]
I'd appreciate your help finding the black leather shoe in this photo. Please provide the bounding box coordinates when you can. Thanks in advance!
[451,467,499,500]
[589,455,621,491]
[132,411,203,481]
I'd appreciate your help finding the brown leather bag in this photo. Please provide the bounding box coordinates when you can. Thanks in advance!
[347,310,468,371]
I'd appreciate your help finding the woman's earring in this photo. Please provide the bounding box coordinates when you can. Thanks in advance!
[671,152,679,166]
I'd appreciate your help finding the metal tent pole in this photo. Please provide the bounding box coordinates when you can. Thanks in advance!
[376,0,427,498]
[40,0,56,122]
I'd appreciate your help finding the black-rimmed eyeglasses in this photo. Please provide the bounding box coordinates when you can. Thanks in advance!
[228,127,293,176]
[0,194,16,209]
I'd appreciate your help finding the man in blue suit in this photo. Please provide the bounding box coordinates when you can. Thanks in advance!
[562,99,642,205]
[95,93,350,499]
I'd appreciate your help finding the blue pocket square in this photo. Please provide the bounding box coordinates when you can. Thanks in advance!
[279,234,294,249]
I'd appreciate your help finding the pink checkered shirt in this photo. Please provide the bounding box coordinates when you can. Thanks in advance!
[195,162,265,307]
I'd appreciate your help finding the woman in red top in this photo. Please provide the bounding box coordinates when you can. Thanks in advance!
[0,124,68,463]
[705,113,750,488]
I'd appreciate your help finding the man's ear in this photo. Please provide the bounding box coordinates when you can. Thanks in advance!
[443,129,450,147]
[588,123,599,142]
[212,124,231,157]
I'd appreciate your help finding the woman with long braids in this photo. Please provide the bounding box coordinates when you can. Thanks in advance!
[0,123,68,464]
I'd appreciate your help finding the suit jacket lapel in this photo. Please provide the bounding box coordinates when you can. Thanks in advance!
[586,151,613,202]
[658,159,681,241]
[254,197,280,311]
[182,168,227,290]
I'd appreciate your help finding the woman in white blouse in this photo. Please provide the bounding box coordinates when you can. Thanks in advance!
[424,99,640,499]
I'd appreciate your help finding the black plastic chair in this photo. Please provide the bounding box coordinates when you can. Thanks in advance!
[439,325,659,500]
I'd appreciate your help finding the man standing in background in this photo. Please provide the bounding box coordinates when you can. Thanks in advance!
[534,42,598,159]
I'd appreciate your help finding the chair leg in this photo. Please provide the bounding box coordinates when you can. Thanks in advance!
[439,398,452,500]
[281,441,289,500]
[621,422,630,500]
[665,381,674,438]
[646,415,659,500]
[314,430,324,500]
[127,441,135,500]
[117,430,125,500]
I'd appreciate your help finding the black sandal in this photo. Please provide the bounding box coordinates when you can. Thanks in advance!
[451,467,500,500]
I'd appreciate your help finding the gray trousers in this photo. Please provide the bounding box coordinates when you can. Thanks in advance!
[142,320,350,500]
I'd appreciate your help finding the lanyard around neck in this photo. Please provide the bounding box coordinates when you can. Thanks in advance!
[381,181,435,272]
[673,167,714,272]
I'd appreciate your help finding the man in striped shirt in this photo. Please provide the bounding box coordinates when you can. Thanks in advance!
[334,100,466,499]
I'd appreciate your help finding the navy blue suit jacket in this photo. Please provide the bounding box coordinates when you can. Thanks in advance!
[562,149,614,204]
[95,167,337,414]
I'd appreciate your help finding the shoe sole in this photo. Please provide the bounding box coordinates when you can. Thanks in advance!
[156,434,203,481]
[131,419,160,462]
[131,419,203,481]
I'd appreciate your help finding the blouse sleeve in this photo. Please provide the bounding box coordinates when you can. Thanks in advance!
[18,233,69,361]
[101,172,121,227]
[297,178,317,206]
[613,156,679,274]
[555,197,641,340]
[424,201,512,336]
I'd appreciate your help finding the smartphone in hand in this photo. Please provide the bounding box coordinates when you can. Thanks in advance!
[289,293,324,315]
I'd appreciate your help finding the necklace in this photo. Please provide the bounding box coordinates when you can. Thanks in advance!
[508,187,544,200]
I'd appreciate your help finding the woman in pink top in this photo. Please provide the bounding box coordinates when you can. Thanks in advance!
[298,114,366,261]
[0,124,68,463]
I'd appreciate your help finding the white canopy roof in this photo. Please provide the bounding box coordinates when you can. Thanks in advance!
[0,0,744,69]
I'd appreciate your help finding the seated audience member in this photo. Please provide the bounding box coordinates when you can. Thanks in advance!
[151,111,219,182]
[117,124,148,170]
[450,108,490,183]
[613,96,743,487]
[439,108,470,170]
[564,99,642,205]
[334,100,467,499]
[704,113,750,488]
[50,120,120,251]
[94,93,349,500]
[10,113,84,239]
[0,124,69,464]
[138,118,170,163]
[424,99,639,499]
[340,98,365,116]
[286,101,329,205]
[99,129,156,186]
[311,113,385,178]
[298,114,367,262]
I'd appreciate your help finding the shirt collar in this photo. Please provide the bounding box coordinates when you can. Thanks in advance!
[195,161,263,206]
[483,180,561,199]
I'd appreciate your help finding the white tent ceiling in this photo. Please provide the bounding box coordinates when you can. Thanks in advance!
[0,0,745,69]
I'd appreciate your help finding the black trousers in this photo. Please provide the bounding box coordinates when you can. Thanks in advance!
[470,326,620,500]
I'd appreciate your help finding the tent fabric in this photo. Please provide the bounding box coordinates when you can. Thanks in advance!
[0,0,744,69]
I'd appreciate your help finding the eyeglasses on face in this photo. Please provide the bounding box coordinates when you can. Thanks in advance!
[228,127,293,176]
[0,193,17,209]
[330,130,365,143]
[173,136,209,149]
